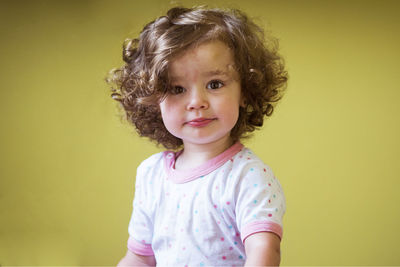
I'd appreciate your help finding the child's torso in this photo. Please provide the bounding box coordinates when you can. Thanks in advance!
[151,164,246,265]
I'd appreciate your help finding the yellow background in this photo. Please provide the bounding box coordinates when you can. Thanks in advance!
[1,0,399,265]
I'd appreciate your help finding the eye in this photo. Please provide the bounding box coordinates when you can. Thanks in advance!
[207,80,224,90]
[170,86,185,95]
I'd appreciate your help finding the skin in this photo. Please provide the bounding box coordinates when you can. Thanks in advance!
[159,40,244,170]
[118,41,281,266]
[117,250,156,266]
[244,232,281,266]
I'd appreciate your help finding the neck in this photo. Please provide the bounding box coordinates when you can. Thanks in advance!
[175,137,235,170]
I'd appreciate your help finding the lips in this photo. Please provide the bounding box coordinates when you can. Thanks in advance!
[186,118,216,127]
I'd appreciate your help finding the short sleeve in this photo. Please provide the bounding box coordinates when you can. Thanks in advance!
[235,162,286,243]
[127,162,155,256]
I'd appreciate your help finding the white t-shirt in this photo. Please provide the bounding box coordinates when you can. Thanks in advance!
[127,142,286,266]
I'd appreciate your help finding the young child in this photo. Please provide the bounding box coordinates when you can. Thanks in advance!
[108,6,287,266]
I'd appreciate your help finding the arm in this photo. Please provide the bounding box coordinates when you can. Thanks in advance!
[117,249,156,266]
[244,232,281,266]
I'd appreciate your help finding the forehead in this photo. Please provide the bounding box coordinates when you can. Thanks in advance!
[168,41,237,79]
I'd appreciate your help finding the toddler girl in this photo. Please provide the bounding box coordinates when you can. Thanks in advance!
[108,6,288,266]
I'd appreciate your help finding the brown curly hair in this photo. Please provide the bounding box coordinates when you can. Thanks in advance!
[107,6,288,149]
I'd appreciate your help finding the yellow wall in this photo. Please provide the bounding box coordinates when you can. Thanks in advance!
[1,0,399,265]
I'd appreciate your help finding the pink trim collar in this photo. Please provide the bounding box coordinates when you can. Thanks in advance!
[163,142,244,184]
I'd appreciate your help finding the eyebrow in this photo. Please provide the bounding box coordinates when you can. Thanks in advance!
[170,70,229,82]
[203,69,229,77]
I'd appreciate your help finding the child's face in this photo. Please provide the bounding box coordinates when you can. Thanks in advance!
[159,40,244,148]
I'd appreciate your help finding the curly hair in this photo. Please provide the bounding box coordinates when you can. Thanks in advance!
[107,6,288,149]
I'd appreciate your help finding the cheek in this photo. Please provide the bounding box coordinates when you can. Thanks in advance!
[217,103,240,127]
[160,101,180,129]
[222,96,241,118]
[230,107,240,125]
[160,105,169,124]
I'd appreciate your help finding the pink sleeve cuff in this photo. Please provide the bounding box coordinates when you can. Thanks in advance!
[127,236,154,256]
[241,221,283,243]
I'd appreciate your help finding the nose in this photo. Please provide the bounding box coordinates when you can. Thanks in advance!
[186,87,209,110]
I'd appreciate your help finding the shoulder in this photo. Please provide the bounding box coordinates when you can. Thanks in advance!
[230,147,283,191]
[136,151,165,176]
[134,151,167,192]
[138,151,164,168]
[232,147,274,176]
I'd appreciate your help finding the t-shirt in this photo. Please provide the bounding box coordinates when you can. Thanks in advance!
[127,142,286,266]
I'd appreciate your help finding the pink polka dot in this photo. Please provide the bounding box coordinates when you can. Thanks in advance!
[236,232,240,237]
[247,157,251,160]
[182,246,186,250]
[217,221,221,224]
[214,204,218,209]
[226,201,230,205]
[263,168,266,172]
[229,246,233,250]
[221,237,225,241]
[222,256,227,260]
[216,186,219,190]
[268,213,272,217]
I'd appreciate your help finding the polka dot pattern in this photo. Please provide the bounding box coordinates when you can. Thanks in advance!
[127,146,285,266]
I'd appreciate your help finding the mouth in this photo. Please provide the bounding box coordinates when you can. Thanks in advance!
[185,118,216,127]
